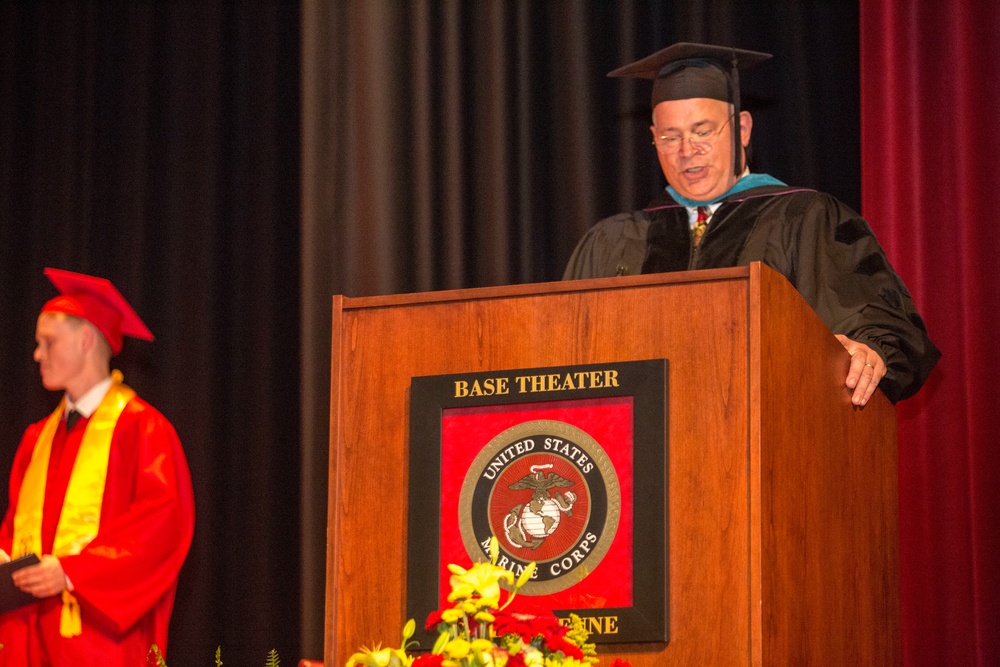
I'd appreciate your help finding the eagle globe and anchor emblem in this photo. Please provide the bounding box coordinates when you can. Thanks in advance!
[459,419,621,595]
[503,463,578,550]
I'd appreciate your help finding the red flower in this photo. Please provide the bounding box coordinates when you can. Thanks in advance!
[609,660,633,667]
[541,630,584,660]
[424,609,445,631]
[411,654,445,667]
[504,653,528,667]
[493,609,564,642]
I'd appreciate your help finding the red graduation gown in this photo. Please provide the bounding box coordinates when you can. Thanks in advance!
[0,395,195,667]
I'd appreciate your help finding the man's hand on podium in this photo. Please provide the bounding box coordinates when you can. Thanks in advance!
[836,334,887,407]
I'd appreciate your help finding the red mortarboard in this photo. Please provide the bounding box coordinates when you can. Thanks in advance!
[41,268,154,355]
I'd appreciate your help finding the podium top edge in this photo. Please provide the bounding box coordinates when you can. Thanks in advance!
[335,265,757,310]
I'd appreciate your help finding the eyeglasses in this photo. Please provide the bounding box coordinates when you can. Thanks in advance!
[652,115,735,155]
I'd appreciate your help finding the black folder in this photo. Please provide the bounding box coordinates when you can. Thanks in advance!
[0,554,42,614]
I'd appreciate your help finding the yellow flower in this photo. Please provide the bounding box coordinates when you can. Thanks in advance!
[471,638,494,653]
[514,562,536,590]
[519,647,544,667]
[444,638,471,659]
[345,618,418,667]
[473,651,495,667]
[544,658,588,667]
[441,608,463,624]
[345,647,411,667]
[447,562,514,607]
[474,610,495,623]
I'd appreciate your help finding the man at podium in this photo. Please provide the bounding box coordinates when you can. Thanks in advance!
[563,42,939,407]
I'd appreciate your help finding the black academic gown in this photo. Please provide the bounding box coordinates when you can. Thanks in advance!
[562,184,940,402]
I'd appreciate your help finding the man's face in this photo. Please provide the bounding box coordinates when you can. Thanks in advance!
[34,313,87,393]
[650,97,751,202]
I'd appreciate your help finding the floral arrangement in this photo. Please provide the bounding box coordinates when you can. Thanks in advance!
[346,538,632,667]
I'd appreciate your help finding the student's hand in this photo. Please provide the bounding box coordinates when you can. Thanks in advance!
[12,555,67,598]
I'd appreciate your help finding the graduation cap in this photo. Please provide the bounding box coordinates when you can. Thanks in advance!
[41,268,154,355]
[608,42,772,176]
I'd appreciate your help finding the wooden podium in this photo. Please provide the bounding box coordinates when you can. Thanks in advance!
[324,263,900,666]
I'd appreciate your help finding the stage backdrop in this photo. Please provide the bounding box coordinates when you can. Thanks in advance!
[0,2,993,665]
[0,3,303,664]
[861,0,1000,664]
[300,0,863,651]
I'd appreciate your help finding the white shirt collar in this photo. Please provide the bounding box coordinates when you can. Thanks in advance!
[686,201,723,227]
[65,376,114,418]
[684,168,750,226]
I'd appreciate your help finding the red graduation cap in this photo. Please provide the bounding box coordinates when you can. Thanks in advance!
[41,268,154,355]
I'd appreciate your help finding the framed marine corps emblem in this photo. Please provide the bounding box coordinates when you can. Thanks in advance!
[407,360,668,645]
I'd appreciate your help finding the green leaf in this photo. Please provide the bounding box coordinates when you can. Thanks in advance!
[431,630,449,654]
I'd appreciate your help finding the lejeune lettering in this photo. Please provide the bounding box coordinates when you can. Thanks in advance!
[568,615,620,635]
[454,369,620,398]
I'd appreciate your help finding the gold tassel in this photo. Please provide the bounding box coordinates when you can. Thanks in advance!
[60,590,82,637]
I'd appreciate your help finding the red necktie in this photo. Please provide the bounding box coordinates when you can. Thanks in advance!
[692,206,710,246]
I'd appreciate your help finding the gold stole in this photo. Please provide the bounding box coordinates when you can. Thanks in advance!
[12,371,135,637]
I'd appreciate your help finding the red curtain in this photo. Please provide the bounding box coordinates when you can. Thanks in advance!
[861,1,1000,664]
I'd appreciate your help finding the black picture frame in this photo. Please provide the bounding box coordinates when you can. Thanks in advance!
[407,359,668,646]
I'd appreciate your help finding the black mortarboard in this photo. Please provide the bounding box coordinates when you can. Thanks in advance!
[608,42,772,175]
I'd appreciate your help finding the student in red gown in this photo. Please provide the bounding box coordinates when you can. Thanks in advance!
[0,268,195,666]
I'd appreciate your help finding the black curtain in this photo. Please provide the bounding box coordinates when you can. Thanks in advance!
[0,3,302,664]
[300,2,858,655]
[2,1,858,663]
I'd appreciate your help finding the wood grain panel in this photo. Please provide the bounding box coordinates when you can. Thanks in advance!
[751,264,900,666]
[325,265,899,666]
